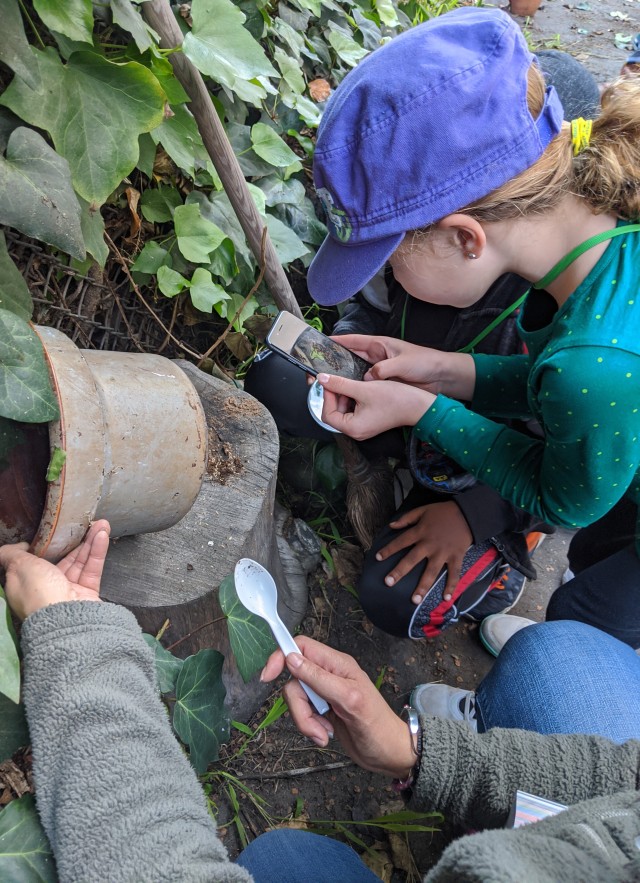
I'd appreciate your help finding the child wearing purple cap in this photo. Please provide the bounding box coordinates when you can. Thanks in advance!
[309,7,640,652]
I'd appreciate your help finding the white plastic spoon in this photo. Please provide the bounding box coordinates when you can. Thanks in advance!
[234,558,330,715]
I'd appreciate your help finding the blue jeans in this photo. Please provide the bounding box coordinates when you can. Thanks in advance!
[237,621,640,881]
[476,620,640,742]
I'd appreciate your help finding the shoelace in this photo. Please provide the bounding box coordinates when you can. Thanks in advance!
[458,693,477,722]
[490,567,511,593]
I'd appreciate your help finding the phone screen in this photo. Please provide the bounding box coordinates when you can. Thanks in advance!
[267,313,371,380]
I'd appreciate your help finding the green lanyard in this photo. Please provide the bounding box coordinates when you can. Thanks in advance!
[400,289,528,353]
[533,223,640,290]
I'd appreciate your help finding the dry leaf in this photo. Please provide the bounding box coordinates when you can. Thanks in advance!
[124,186,141,238]
[361,848,393,882]
[330,541,364,587]
[309,78,332,102]
[388,831,416,875]
[224,331,253,361]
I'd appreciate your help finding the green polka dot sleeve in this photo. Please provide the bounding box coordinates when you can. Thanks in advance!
[471,353,531,418]
[414,345,640,529]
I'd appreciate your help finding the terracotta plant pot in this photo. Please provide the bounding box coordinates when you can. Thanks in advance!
[510,0,542,15]
[0,327,207,562]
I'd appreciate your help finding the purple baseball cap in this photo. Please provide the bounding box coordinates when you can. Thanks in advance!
[308,7,564,306]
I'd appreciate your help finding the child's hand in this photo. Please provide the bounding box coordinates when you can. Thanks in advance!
[317,373,435,440]
[376,501,472,603]
[333,335,445,390]
[0,520,110,621]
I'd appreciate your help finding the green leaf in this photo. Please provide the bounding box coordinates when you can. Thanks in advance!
[137,132,157,178]
[374,0,399,28]
[0,108,20,153]
[314,443,346,492]
[45,446,66,482]
[279,85,321,127]
[0,588,20,704]
[0,692,28,762]
[265,215,309,264]
[188,268,230,314]
[218,574,276,683]
[78,198,108,267]
[144,55,189,106]
[188,191,254,269]
[0,231,32,321]
[1,48,166,206]
[0,0,39,88]
[183,0,277,95]
[0,310,59,423]
[208,239,238,284]
[140,185,182,224]
[132,241,172,276]
[0,127,85,260]
[0,794,56,881]
[33,0,93,43]
[250,123,301,169]
[172,648,230,772]
[142,634,184,694]
[157,266,189,298]
[151,104,210,179]
[110,0,157,53]
[174,203,226,263]
[327,28,368,67]
[274,47,305,94]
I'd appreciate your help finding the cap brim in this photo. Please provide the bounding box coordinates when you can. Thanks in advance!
[307,231,403,306]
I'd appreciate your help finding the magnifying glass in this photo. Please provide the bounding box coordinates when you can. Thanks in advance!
[307,380,341,434]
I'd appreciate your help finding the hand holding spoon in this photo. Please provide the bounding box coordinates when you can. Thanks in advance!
[233,558,330,715]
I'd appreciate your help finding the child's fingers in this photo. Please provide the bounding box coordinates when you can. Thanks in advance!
[388,507,427,530]
[413,560,447,604]
[383,545,426,587]
[375,530,417,562]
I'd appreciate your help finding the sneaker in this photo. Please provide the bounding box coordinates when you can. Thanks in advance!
[410,683,478,732]
[479,613,536,658]
[562,567,575,584]
[525,530,547,555]
[463,565,527,622]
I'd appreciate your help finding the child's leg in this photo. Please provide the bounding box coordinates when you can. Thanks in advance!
[546,546,640,650]
[475,621,640,742]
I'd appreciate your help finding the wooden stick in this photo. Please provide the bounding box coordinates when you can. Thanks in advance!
[142,0,303,320]
[235,761,353,780]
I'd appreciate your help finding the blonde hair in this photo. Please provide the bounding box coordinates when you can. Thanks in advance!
[405,63,640,245]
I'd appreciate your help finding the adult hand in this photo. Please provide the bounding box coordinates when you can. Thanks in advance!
[0,520,110,621]
[333,334,476,401]
[317,373,435,440]
[261,636,416,780]
[377,501,472,603]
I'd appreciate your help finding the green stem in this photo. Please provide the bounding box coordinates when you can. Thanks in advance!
[17,0,46,49]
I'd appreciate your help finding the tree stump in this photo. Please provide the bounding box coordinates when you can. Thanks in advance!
[101,362,308,720]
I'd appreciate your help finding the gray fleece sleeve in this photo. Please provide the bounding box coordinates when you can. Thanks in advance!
[21,601,252,883]
[414,717,640,830]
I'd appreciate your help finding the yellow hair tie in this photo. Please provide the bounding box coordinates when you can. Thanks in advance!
[571,117,592,156]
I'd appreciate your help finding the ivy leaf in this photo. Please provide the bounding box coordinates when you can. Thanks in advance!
[208,239,238,284]
[132,242,172,276]
[151,104,210,179]
[0,231,32,321]
[174,203,226,263]
[1,48,166,206]
[137,132,157,178]
[328,28,368,67]
[142,634,184,694]
[140,184,182,223]
[32,0,93,44]
[0,127,85,260]
[373,0,399,28]
[188,191,253,268]
[78,198,108,267]
[157,266,189,298]
[172,649,230,773]
[0,310,59,423]
[110,0,157,53]
[265,215,309,264]
[188,268,231,314]
[218,574,276,683]
[0,693,28,762]
[274,47,305,94]
[0,588,20,704]
[183,0,277,95]
[1,0,39,88]
[250,123,301,169]
[0,794,56,882]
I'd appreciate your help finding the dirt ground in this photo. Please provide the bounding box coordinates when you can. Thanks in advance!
[213,7,640,877]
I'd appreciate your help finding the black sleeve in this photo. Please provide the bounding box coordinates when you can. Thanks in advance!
[454,482,532,544]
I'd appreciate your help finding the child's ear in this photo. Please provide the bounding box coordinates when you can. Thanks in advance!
[437,214,486,259]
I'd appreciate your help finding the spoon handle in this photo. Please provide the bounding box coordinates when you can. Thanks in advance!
[270,618,330,716]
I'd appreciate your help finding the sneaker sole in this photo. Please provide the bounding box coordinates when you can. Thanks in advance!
[479,628,500,658]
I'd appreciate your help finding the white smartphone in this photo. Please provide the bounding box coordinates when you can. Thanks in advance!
[266,311,372,380]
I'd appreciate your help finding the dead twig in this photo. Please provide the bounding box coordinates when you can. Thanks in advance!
[234,761,353,780]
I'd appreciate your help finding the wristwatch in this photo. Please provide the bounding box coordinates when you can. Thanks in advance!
[392,705,423,792]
